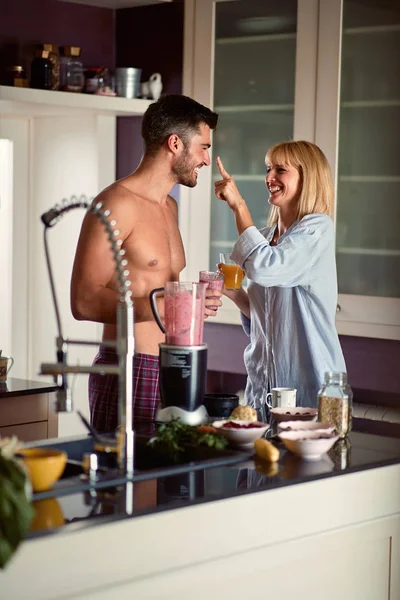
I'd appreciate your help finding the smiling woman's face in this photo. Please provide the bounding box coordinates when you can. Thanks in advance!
[265,158,302,209]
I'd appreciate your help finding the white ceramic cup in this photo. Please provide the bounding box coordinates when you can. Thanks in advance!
[266,387,297,409]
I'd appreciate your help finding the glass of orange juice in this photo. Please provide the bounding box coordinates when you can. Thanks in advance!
[218,253,245,290]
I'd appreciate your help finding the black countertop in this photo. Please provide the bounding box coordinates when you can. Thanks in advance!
[0,377,58,398]
[27,418,400,539]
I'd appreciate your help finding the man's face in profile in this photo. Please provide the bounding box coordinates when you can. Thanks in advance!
[172,123,212,188]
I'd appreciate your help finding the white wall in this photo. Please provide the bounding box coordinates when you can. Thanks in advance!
[0,139,13,358]
[30,117,105,437]
[0,113,116,438]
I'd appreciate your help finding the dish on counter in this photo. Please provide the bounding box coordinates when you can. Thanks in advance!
[278,429,339,461]
[18,447,67,492]
[270,407,318,423]
[212,419,270,449]
[278,420,336,435]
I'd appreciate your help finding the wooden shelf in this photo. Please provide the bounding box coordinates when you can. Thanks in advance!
[0,85,152,117]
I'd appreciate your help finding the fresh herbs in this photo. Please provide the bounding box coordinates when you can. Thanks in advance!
[148,419,228,462]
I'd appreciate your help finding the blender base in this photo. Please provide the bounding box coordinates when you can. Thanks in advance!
[156,405,208,426]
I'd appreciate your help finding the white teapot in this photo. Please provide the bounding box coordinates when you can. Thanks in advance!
[141,72,163,101]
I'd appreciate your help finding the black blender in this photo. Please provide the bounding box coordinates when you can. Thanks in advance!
[150,282,208,425]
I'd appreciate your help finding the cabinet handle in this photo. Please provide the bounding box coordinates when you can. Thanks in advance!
[336,304,341,313]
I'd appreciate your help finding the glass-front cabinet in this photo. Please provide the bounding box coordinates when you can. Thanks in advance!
[181,0,400,340]
[210,0,297,271]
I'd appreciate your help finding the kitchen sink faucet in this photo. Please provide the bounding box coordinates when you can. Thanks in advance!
[39,195,135,478]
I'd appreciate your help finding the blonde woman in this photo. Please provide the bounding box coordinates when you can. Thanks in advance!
[214,140,346,412]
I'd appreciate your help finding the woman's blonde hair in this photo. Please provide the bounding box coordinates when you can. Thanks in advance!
[266,140,334,226]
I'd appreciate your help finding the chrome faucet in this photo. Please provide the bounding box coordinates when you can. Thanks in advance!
[39,195,135,477]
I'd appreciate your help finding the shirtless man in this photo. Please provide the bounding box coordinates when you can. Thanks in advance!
[70,94,220,433]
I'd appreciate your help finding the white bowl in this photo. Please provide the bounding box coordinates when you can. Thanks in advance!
[212,420,270,449]
[270,407,318,423]
[278,430,339,461]
[278,420,336,435]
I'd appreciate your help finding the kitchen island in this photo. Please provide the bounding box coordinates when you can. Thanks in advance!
[1,419,400,600]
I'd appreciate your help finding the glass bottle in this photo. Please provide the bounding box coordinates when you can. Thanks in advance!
[38,44,60,90]
[30,50,52,90]
[318,371,353,438]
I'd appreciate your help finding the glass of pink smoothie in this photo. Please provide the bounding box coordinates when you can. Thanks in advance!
[163,282,207,346]
[199,270,224,312]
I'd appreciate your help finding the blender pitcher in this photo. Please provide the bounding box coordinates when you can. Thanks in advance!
[149,282,208,425]
[150,281,206,346]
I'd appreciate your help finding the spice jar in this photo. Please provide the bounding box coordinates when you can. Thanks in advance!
[30,50,52,90]
[318,371,353,438]
[6,65,28,88]
[37,44,60,90]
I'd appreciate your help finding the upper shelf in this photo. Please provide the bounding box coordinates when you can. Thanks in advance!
[0,86,153,118]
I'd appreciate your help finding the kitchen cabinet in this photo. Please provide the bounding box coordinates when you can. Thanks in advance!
[0,378,58,441]
[180,0,400,341]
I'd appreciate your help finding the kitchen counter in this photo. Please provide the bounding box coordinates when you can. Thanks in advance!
[0,377,58,441]
[0,377,58,398]
[2,419,400,599]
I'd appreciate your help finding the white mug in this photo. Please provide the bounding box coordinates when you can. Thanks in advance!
[266,387,297,409]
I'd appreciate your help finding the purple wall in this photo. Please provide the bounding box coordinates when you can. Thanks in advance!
[115,0,184,179]
[204,322,400,400]
[0,0,115,82]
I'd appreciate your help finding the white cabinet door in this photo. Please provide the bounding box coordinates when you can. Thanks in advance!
[316,0,400,340]
[181,0,319,311]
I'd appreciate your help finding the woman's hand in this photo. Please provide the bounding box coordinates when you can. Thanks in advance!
[214,156,254,235]
[214,157,246,211]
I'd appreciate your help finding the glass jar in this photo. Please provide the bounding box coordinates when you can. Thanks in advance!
[7,65,28,88]
[84,67,104,94]
[38,44,59,90]
[30,50,52,90]
[318,371,353,438]
[59,46,84,93]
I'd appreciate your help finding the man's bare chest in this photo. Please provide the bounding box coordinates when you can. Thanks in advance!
[124,210,185,273]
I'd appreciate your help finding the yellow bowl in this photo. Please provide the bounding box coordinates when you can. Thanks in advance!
[19,448,67,492]
[30,498,65,531]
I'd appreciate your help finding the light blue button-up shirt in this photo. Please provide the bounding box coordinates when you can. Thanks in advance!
[231,213,346,409]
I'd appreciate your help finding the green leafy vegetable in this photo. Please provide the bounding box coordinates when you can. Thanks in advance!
[0,453,34,569]
[148,419,228,461]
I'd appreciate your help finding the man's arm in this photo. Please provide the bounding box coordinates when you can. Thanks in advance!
[70,190,130,324]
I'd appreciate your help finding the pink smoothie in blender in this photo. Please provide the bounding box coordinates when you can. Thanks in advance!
[163,282,206,346]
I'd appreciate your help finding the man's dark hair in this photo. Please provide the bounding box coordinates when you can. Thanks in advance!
[141,94,218,155]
